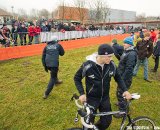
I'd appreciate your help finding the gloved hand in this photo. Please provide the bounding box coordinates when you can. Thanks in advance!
[44,66,48,73]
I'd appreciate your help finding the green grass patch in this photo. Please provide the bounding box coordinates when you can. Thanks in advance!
[0,44,160,130]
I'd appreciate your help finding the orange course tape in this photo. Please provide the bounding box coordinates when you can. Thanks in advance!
[0,34,129,61]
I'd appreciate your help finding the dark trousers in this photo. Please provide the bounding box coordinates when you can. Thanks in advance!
[19,34,27,45]
[29,36,33,44]
[0,39,6,45]
[116,79,131,111]
[154,56,159,71]
[45,67,58,96]
[85,97,112,130]
[12,34,18,45]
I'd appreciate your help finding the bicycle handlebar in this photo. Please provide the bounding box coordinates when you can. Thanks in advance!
[72,93,140,109]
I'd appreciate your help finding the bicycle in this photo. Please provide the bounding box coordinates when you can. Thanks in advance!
[68,93,156,130]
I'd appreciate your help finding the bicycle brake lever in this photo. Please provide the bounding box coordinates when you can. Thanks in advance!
[74,112,79,123]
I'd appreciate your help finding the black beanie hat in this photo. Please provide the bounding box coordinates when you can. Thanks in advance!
[98,44,114,55]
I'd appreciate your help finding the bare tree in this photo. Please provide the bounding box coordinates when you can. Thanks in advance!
[88,0,110,23]
[74,0,87,23]
[17,8,28,20]
[29,9,39,20]
[136,13,146,22]
[39,9,50,19]
[88,8,96,23]
[68,7,74,21]
[101,5,110,23]
[57,0,66,22]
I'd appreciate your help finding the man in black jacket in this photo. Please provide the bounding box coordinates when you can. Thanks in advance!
[17,24,27,45]
[115,37,137,117]
[42,36,65,99]
[74,44,131,130]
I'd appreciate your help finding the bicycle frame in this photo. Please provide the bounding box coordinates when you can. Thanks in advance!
[92,108,131,130]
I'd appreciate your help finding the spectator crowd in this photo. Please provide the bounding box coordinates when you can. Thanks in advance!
[0,19,143,47]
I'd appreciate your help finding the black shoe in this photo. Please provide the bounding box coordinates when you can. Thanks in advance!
[55,79,63,85]
[43,94,48,99]
[144,79,152,83]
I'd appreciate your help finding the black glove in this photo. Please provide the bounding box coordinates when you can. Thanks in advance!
[44,66,48,73]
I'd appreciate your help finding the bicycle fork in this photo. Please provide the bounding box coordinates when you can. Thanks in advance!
[82,115,99,130]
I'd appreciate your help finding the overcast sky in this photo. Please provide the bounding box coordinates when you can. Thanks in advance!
[0,0,160,16]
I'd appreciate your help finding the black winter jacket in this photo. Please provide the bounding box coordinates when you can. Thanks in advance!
[153,40,160,56]
[118,46,137,87]
[17,27,27,35]
[74,54,127,99]
[42,41,65,68]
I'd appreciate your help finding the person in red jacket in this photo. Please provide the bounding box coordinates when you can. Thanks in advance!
[28,24,35,45]
[150,29,157,44]
[34,24,41,44]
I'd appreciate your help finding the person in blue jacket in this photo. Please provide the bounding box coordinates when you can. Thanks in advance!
[115,37,137,118]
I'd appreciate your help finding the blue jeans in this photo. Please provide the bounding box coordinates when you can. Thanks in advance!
[133,57,148,80]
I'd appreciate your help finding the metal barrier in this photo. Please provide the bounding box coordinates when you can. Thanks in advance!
[40,30,124,42]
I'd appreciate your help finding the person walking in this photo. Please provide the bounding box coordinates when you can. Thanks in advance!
[42,36,65,99]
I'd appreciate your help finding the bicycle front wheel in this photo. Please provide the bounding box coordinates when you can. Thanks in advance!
[125,116,156,130]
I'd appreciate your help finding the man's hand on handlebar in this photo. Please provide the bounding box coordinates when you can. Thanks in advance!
[79,94,86,104]
[123,91,132,100]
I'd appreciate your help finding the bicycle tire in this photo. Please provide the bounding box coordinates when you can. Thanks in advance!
[125,116,156,130]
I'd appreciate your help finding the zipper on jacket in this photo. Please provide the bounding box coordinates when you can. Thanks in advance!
[94,64,103,101]
[95,65,102,77]
[100,66,110,102]
[100,66,104,102]
[88,85,94,95]
[103,66,110,79]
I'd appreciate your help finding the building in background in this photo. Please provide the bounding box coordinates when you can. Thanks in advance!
[108,9,136,22]
[89,8,136,23]
[53,6,89,23]
[0,8,12,24]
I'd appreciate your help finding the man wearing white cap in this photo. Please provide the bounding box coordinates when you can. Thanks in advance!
[42,36,65,99]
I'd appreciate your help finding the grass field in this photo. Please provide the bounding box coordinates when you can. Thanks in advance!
[0,43,160,130]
